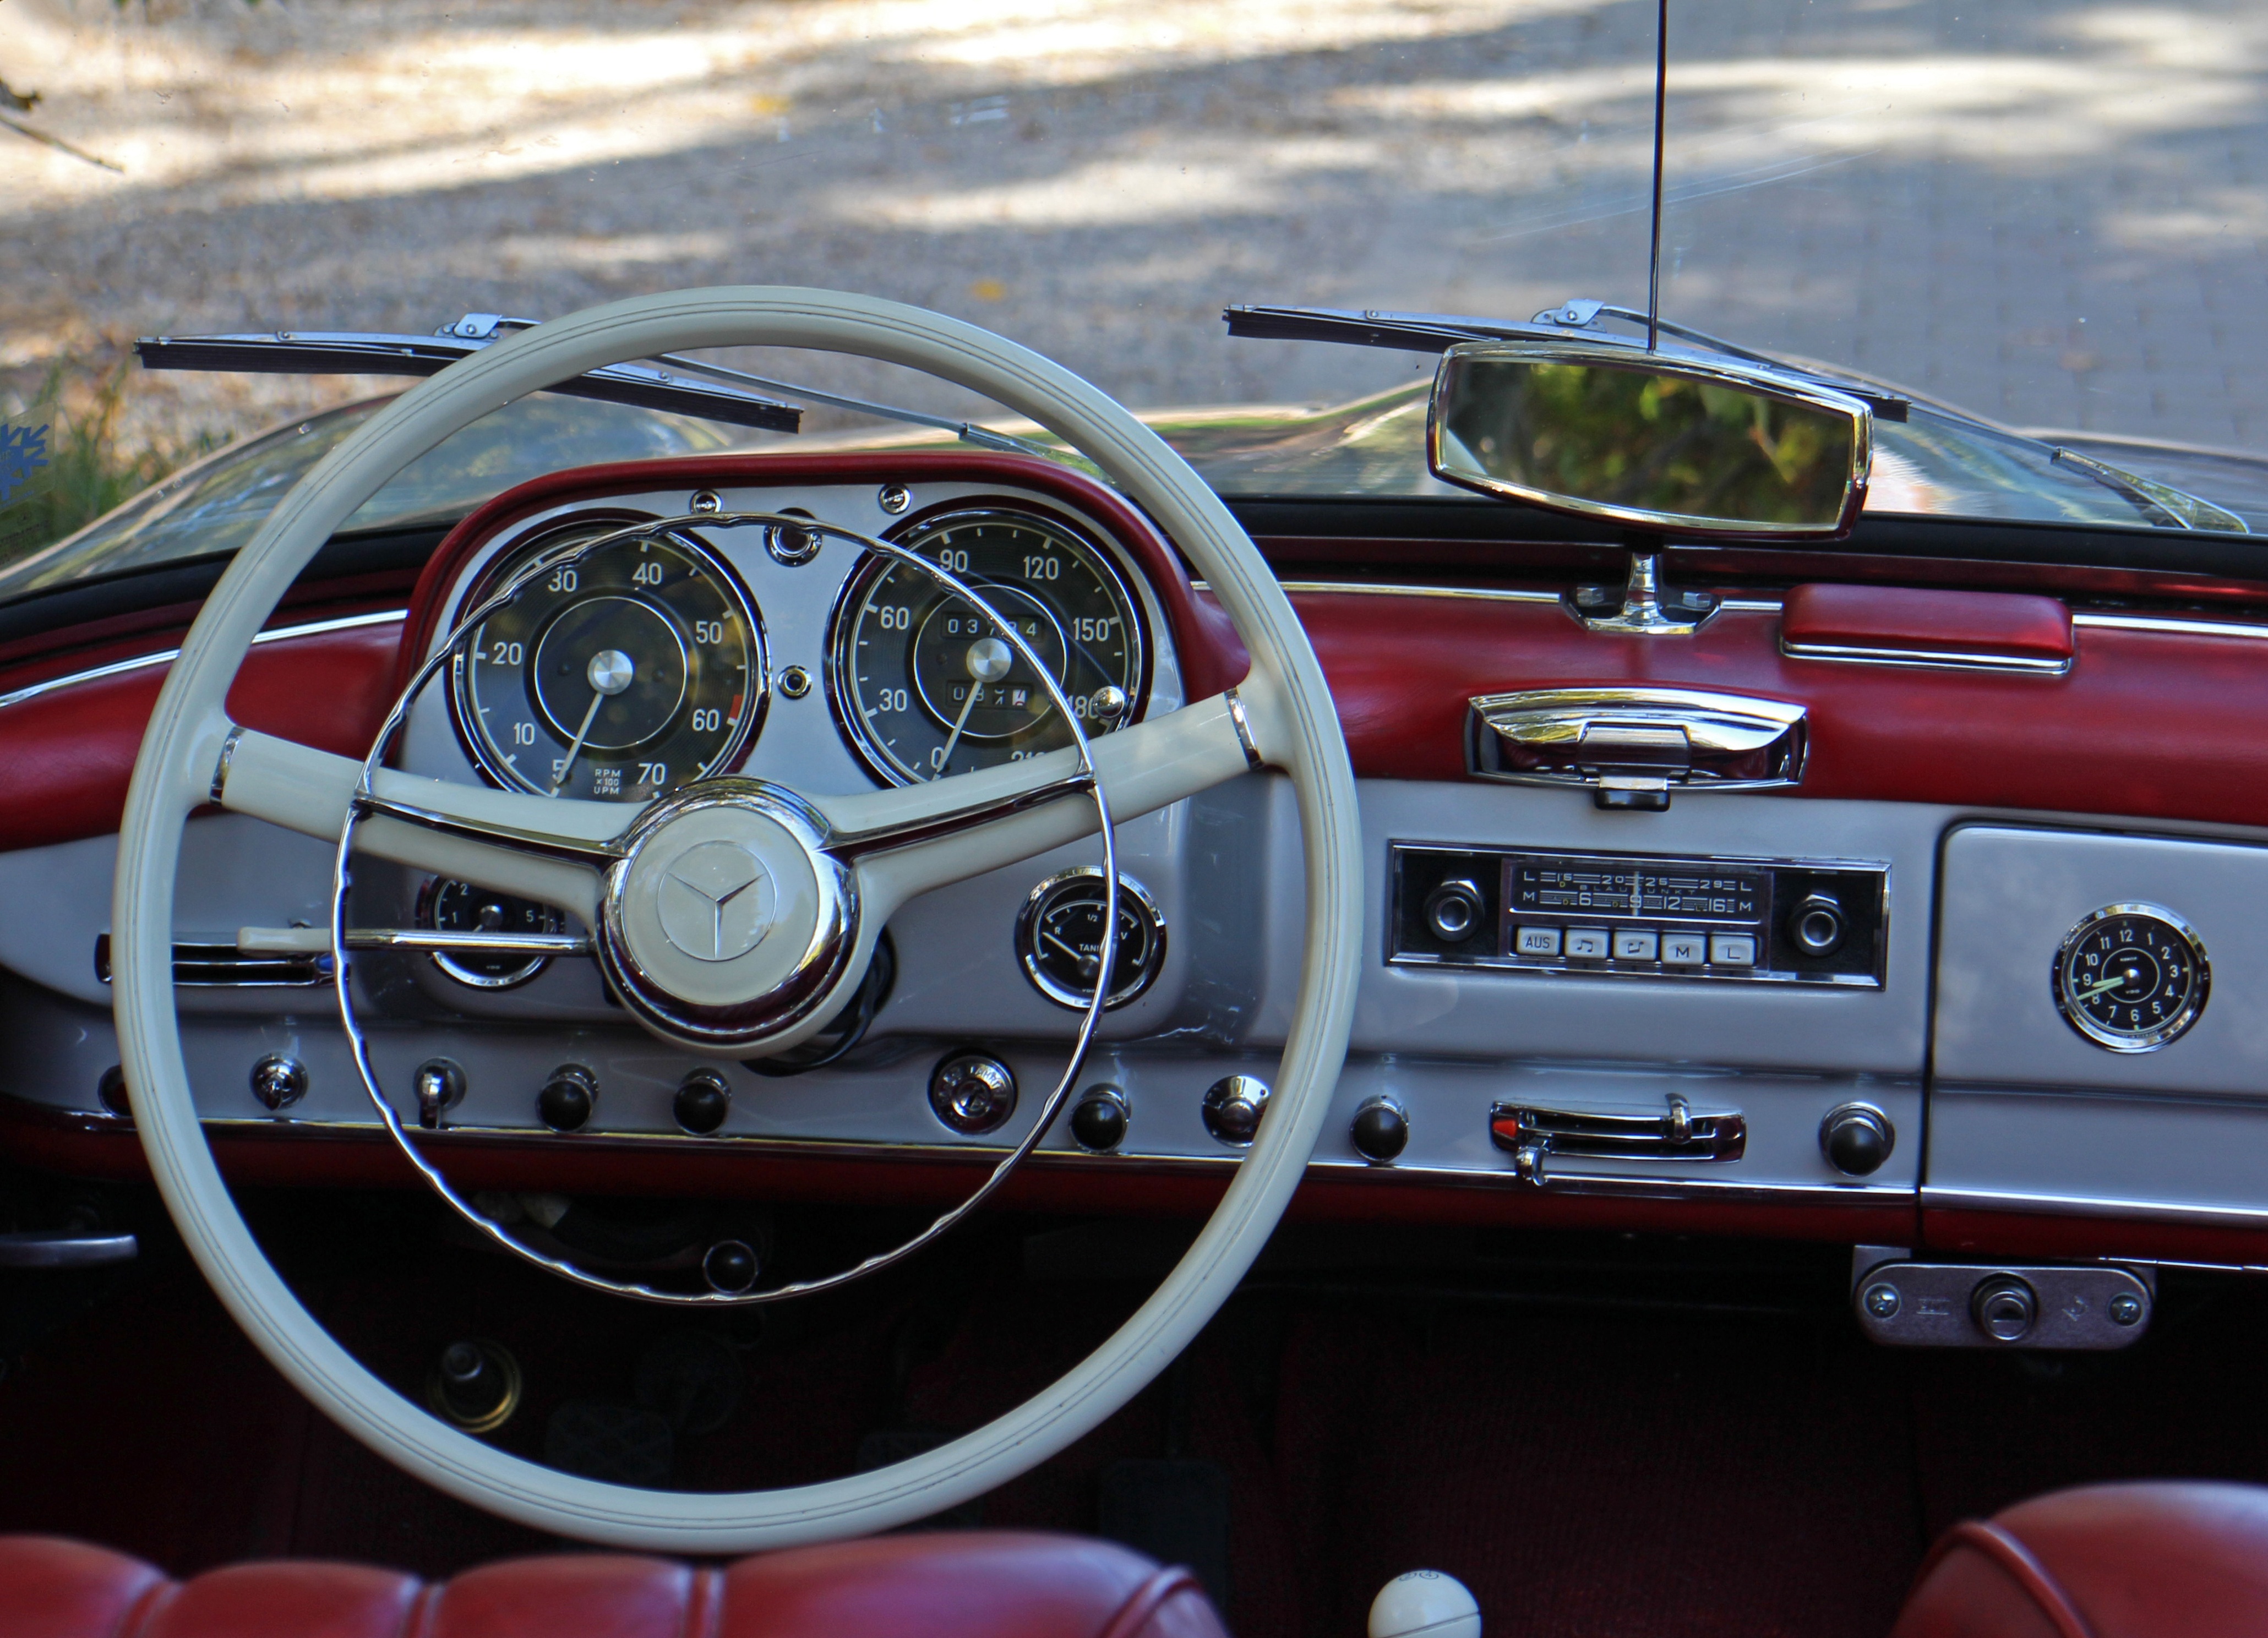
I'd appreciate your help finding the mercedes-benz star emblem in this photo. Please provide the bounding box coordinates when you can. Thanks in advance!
[657,840,774,962]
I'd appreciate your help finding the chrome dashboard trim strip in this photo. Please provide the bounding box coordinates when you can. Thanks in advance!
[0,609,408,714]
[1923,1184,2268,1230]
[1779,638,2072,675]
[2073,612,2268,641]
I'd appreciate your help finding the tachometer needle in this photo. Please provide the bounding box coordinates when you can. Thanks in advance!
[549,648,634,795]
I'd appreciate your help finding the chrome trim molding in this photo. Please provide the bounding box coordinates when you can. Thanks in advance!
[0,609,407,716]
[1781,638,2072,676]
[1222,687,1264,769]
[1921,1184,2268,1230]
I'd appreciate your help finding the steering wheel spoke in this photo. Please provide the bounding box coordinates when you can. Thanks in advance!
[212,725,623,923]
[824,684,1280,920]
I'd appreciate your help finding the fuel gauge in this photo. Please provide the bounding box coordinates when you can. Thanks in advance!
[1016,869,1166,1011]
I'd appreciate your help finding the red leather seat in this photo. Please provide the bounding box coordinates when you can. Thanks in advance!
[1894,1482,2268,1636]
[0,1530,1226,1638]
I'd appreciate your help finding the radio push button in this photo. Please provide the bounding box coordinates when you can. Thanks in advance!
[1514,926,1562,958]
[1709,934,1757,967]
[1662,933,1707,966]
[1564,928,1610,960]
[1613,929,1659,960]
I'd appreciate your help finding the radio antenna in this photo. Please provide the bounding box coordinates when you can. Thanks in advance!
[1645,0,1667,352]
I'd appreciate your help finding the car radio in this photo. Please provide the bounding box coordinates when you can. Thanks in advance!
[1388,845,1888,987]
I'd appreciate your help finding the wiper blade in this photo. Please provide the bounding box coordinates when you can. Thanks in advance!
[137,324,804,434]
[1224,302,1912,421]
[2051,446,2249,533]
[136,314,1063,460]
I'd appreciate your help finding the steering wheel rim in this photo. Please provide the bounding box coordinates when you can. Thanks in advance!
[113,287,1364,1551]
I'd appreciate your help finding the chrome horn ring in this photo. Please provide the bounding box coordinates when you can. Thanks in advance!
[330,510,1121,1307]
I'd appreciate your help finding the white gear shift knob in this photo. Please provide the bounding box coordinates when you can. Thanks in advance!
[1367,1569,1481,1638]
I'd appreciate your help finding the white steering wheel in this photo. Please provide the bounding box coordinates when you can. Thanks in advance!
[112,289,1362,1552]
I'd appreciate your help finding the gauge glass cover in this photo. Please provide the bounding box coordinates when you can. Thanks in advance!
[831,506,1146,785]
[2053,903,2209,1051]
[452,525,764,801]
[1016,868,1166,1010]
[418,878,568,990]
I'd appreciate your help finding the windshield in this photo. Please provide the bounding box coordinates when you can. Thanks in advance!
[2,0,2260,537]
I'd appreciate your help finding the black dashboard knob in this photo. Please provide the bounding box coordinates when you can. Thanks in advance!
[1350,1098,1409,1164]
[702,1240,760,1295]
[538,1064,597,1132]
[1070,1086,1130,1153]
[1790,892,1847,957]
[1819,1103,1894,1176]
[673,1069,732,1135]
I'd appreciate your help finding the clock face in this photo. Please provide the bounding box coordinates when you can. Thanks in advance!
[2053,905,2209,1052]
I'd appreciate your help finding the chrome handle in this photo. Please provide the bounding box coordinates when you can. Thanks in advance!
[1490,1094,1746,1183]
[1468,687,1806,808]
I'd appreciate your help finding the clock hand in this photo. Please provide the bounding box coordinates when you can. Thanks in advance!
[2079,971,2135,1000]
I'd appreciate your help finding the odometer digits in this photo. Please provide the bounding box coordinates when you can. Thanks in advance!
[452,527,763,801]
[832,507,1146,784]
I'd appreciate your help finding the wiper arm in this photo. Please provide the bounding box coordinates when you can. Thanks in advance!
[2051,446,2249,533]
[1224,301,1912,421]
[137,313,1062,458]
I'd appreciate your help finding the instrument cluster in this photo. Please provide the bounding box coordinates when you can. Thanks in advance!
[438,493,1157,806]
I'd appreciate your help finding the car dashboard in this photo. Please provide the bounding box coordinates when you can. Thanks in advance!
[4,449,2268,1302]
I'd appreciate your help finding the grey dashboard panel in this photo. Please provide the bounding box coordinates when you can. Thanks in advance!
[1936,823,2268,1095]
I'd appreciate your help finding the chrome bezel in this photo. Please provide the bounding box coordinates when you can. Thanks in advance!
[448,521,767,799]
[2053,902,2210,1053]
[1016,867,1167,1011]
[414,875,563,990]
[825,501,1151,788]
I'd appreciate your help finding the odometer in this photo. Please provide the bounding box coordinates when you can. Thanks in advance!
[830,507,1146,784]
[452,527,763,801]
[2053,903,2209,1052]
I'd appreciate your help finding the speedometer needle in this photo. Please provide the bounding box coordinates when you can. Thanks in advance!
[550,648,634,795]
[931,635,1015,780]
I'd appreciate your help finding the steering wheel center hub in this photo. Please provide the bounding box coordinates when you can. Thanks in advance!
[594,780,859,1052]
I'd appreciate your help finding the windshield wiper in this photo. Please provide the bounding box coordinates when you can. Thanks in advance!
[1224,301,1912,421]
[137,313,1061,458]
[2051,445,2249,532]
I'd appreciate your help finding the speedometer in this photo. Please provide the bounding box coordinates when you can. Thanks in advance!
[451,526,764,801]
[829,507,1147,784]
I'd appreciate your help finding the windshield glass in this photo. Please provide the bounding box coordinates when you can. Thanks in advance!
[1,0,2260,539]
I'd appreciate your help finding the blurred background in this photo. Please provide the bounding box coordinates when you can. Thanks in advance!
[2,0,2263,549]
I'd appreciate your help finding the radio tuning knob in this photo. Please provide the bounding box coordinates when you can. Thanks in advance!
[1790,892,1847,957]
[1424,880,1485,943]
[1820,1103,1894,1176]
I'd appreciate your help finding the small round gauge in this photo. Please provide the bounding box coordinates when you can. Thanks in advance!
[418,878,568,990]
[831,506,1146,785]
[2053,903,2209,1052]
[1016,869,1166,1010]
[452,526,763,801]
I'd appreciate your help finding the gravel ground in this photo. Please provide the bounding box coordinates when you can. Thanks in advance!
[2,0,2264,455]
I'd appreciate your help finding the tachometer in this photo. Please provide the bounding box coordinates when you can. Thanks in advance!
[830,506,1146,784]
[452,526,763,801]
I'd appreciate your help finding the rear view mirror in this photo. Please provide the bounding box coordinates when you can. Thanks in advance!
[1428,341,1872,539]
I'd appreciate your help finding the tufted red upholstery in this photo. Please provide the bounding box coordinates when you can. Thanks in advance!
[1893,1482,2268,1637]
[0,1531,1228,1638]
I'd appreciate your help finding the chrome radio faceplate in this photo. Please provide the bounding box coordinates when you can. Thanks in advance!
[1389,845,1889,987]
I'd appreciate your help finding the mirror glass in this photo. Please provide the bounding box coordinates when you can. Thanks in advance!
[1431,346,1867,536]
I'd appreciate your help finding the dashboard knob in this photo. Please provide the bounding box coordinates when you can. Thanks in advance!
[430,1339,520,1432]
[1351,1097,1410,1164]
[929,1052,1017,1135]
[1070,1085,1130,1153]
[250,1054,308,1111]
[673,1068,732,1135]
[1819,1102,1894,1176]
[1790,892,1847,957]
[702,1240,760,1295]
[1972,1274,2038,1343]
[1369,1571,1481,1638]
[1424,879,1486,943]
[414,1058,467,1129]
[1201,1075,1271,1147]
[538,1064,598,1132]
